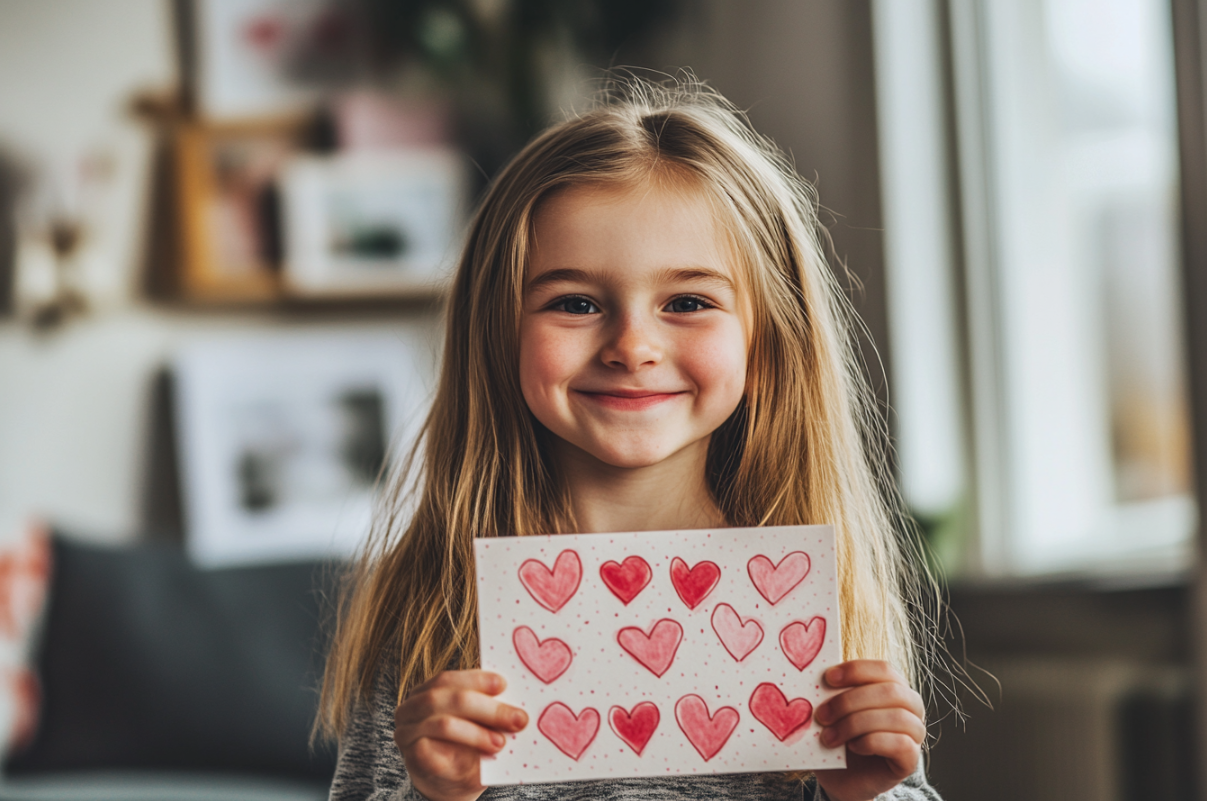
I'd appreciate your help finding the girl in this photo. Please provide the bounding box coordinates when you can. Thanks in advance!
[320,77,945,801]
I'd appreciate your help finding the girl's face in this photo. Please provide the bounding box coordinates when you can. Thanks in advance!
[519,179,749,471]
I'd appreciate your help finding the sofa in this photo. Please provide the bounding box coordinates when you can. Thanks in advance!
[0,535,339,800]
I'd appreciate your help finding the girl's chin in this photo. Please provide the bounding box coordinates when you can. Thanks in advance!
[579,441,699,471]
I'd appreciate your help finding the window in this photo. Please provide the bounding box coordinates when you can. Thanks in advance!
[875,0,1193,576]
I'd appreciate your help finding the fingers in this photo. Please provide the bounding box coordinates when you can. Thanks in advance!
[413,669,508,696]
[815,676,925,726]
[824,659,906,689]
[408,710,510,754]
[845,732,922,779]
[396,671,528,756]
[818,707,926,750]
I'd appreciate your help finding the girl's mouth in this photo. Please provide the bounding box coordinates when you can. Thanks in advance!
[574,389,685,411]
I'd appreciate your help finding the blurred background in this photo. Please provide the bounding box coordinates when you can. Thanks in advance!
[0,0,1205,799]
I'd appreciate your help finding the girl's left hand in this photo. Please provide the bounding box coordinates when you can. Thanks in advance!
[811,660,926,801]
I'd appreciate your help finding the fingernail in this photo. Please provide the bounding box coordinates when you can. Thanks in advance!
[820,727,836,747]
[512,710,528,729]
[815,704,830,725]
[827,666,844,684]
[490,732,505,748]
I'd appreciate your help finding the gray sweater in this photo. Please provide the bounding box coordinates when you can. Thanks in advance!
[328,676,943,801]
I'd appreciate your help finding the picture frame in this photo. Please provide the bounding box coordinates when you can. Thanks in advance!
[176,0,343,122]
[172,119,302,302]
[173,331,430,567]
[279,149,467,298]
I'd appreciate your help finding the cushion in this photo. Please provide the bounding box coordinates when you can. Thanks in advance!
[4,536,336,784]
[0,524,52,757]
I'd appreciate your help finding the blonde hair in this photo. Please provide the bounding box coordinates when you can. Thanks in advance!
[318,75,939,739]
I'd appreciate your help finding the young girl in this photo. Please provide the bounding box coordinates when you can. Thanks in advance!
[320,77,945,801]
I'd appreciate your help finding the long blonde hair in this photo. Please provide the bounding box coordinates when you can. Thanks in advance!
[318,75,938,738]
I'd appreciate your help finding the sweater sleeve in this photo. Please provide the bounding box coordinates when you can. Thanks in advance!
[328,675,426,801]
[811,764,942,801]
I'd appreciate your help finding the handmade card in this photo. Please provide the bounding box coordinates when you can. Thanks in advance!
[474,524,845,785]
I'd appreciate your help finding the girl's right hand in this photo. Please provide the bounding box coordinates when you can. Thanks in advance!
[394,670,528,801]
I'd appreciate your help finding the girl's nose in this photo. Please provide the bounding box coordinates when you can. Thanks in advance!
[600,313,662,370]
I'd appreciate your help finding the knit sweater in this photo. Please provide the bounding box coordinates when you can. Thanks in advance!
[328,676,943,801]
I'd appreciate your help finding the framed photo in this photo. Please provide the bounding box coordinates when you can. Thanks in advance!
[173,332,430,567]
[172,120,301,302]
[179,0,349,121]
[279,150,467,298]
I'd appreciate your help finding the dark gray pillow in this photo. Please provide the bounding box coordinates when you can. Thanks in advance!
[5,536,338,783]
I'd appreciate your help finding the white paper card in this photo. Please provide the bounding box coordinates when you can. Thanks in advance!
[474,524,845,785]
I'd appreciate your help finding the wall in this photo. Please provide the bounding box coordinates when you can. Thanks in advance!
[0,0,441,543]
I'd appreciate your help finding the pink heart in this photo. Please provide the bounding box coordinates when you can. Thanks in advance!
[537,702,600,760]
[674,695,739,761]
[669,557,721,610]
[599,556,652,605]
[617,619,683,677]
[518,550,582,612]
[512,626,572,684]
[608,702,660,756]
[780,616,826,671]
[747,551,811,605]
[710,603,764,662]
[749,682,813,741]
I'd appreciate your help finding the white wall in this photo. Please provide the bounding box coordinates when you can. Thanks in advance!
[0,0,442,542]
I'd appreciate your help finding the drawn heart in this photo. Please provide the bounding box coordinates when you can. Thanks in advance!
[710,603,764,662]
[518,549,582,612]
[608,702,660,755]
[599,556,652,605]
[617,619,683,677]
[780,616,826,671]
[512,626,572,684]
[537,702,600,760]
[749,682,813,741]
[669,557,721,610]
[747,551,811,605]
[674,695,739,761]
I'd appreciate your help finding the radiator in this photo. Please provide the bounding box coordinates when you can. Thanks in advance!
[925,659,1192,801]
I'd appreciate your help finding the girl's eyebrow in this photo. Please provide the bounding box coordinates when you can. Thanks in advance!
[525,266,735,293]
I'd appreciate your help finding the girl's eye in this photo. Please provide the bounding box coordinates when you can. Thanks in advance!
[664,296,713,313]
[554,296,600,315]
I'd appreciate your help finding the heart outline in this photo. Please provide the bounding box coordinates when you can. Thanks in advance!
[617,618,684,677]
[780,616,827,671]
[599,556,652,605]
[537,702,600,760]
[674,695,739,761]
[749,682,813,741]
[747,551,811,605]
[710,603,764,662]
[669,557,721,610]
[518,549,582,612]
[608,702,660,755]
[512,626,572,684]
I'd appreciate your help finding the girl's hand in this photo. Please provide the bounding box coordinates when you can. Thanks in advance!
[394,670,528,801]
[811,660,926,801]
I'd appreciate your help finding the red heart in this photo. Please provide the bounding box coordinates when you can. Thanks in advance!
[617,619,683,677]
[710,603,764,662]
[518,550,582,612]
[608,702,660,755]
[599,556,652,605]
[537,702,600,760]
[749,682,813,741]
[669,557,720,610]
[674,695,739,761]
[779,616,826,671]
[747,551,811,605]
[512,626,572,684]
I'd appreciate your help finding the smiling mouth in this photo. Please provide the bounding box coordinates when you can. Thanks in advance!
[574,389,685,411]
